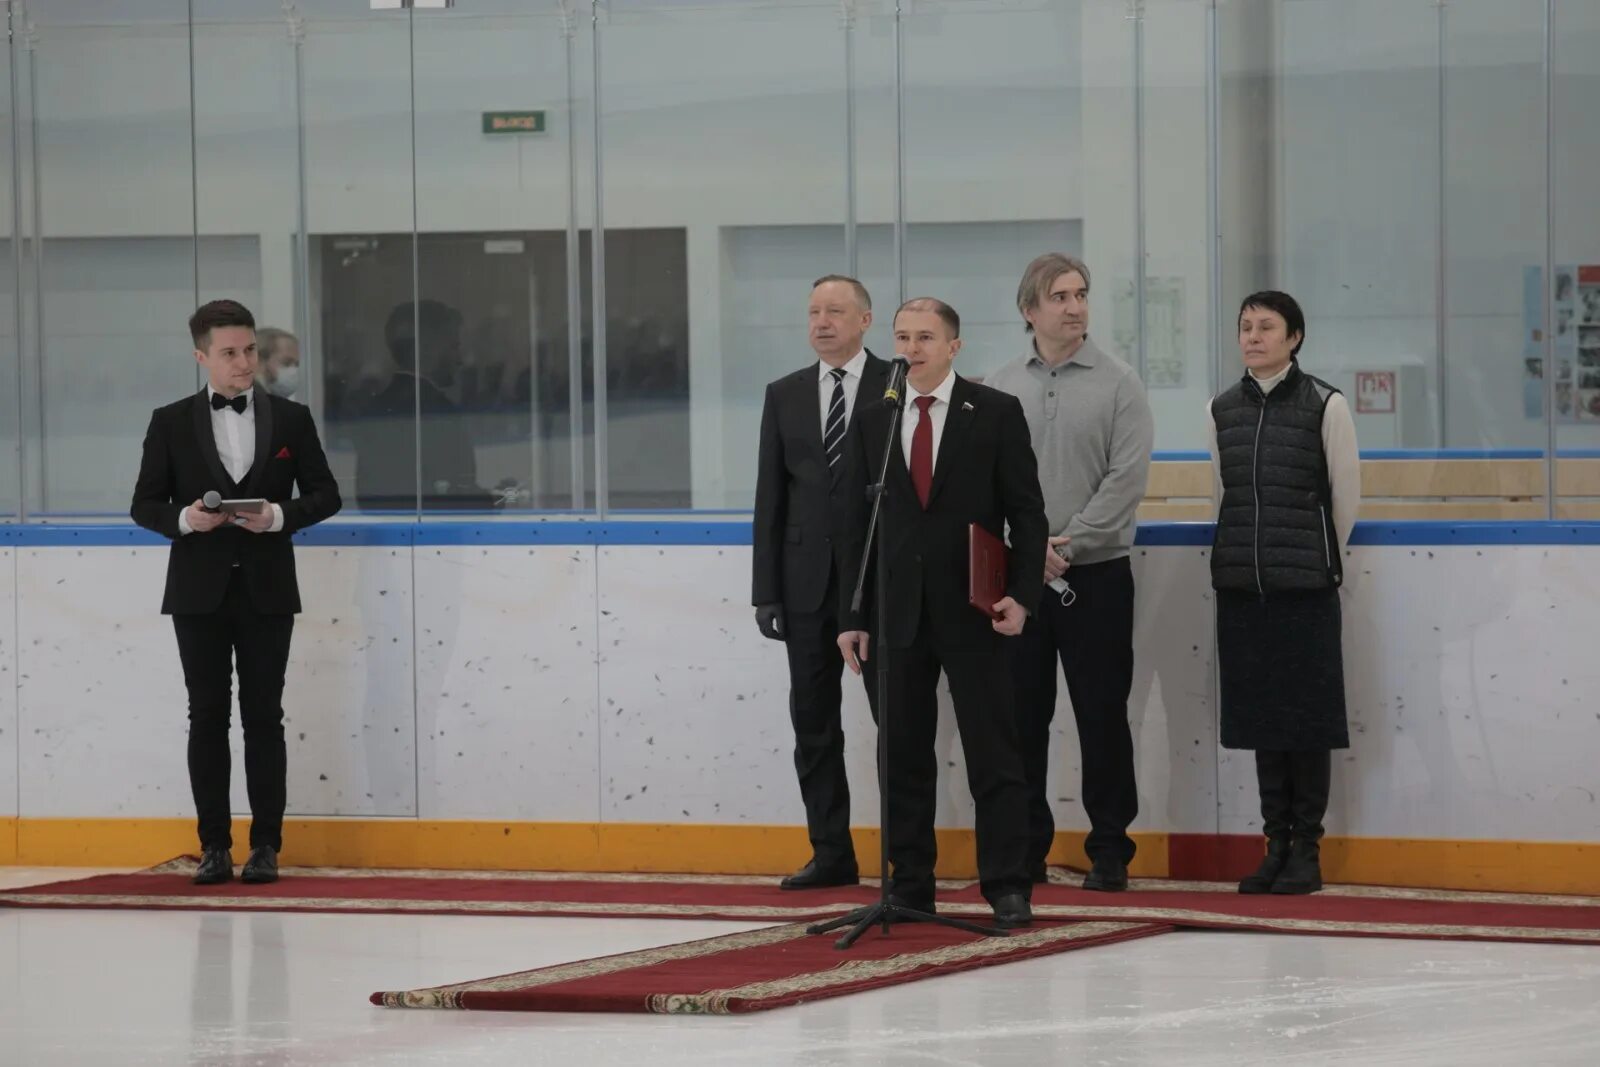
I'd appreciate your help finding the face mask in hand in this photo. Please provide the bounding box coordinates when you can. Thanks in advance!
[266,365,301,396]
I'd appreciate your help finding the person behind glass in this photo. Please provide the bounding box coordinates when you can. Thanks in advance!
[130,300,342,886]
[751,275,889,890]
[339,300,486,511]
[984,254,1154,893]
[835,298,1046,929]
[255,328,302,398]
[1207,290,1359,895]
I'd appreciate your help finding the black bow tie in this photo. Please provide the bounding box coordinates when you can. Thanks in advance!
[211,392,249,414]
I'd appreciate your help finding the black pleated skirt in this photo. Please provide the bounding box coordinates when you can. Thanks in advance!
[1216,587,1349,751]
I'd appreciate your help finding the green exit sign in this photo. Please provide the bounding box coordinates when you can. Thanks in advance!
[482,110,546,135]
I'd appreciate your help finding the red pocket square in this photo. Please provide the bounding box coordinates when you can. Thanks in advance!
[274,446,292,460]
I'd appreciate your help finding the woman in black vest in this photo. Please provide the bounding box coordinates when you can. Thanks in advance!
[1207,291,1360,894]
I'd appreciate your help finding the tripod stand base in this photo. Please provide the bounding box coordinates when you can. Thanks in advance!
[806,901,1009,950]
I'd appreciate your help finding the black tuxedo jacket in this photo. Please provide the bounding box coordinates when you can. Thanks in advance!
[752,351,891,615]
[837,374,1047,649]
[130,389,343,615]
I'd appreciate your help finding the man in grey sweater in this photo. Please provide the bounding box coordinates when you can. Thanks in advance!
[984,254,1154,892]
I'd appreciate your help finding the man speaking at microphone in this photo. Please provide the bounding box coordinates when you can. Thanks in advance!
[131,300,342,886]
[835,298,1047,928]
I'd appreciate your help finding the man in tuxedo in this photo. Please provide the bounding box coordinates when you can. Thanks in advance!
[836,298,1047,928]
[131,300,342,886]
[752,275,889,890]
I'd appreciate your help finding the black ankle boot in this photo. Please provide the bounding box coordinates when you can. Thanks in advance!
[1270,838,1323,894]
[1238,838,1290,894]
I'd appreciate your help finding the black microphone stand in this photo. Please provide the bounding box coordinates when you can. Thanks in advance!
[807,359,1006,950]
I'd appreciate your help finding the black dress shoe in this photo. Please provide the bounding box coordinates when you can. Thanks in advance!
[990,892,1032,929]
[192,848,233,886]
[1082,858,1129,892]
[779,859,860,891]
[241,846,280,885]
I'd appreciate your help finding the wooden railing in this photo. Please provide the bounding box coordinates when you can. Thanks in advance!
[1137,459,1600,522]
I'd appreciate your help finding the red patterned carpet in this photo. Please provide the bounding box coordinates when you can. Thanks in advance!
[0,859,882,922]
[8,859,1599,1015]
[5,858,1600,945]
[371,919,1173,1014]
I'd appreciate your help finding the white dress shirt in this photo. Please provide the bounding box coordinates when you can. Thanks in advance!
[1205,363,1361,547]
[901,370,957,475]
[818,348,869,436]
[177,386,285,536]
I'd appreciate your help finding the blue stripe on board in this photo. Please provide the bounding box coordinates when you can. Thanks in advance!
[5,521,1600,547]
[1346,522,1600,546]
[410,522,753,546]
[0,525,414,547]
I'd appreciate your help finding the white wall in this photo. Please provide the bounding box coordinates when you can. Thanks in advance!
[7,536,1599,847]
[13,2,1225,517]
[1083,0,1218,448]
[1216,0,1276,397]
[1275,0,1600,450]
[33,237,262,515]
[1275,1,1442,447]
[9,1,1600,514]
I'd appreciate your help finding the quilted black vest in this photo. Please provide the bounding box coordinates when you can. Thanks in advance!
[1211,362,1343,594]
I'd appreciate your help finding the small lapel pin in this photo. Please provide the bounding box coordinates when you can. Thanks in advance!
[962,401,975,412]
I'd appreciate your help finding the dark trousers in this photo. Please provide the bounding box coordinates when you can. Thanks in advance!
[782,571,876,871]
[1010,556,1139,868]
[1255,749,1332,843]
[880,610,1031,904]
[171,569,295,853]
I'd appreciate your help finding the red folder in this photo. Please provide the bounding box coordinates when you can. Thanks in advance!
[967,523,1007,620]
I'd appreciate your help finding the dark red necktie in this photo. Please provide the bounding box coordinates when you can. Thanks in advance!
[910,395,935,508]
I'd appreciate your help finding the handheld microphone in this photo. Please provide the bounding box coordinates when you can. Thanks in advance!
[882,356,910,406]
[201,491,222,513]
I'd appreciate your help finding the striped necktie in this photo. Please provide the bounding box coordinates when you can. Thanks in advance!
[824,368,848,470]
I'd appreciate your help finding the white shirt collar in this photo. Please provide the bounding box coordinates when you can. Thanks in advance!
[819,348,868,382]
[907,369,957,406]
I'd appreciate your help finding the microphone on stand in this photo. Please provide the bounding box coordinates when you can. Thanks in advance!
[882,356,910,406]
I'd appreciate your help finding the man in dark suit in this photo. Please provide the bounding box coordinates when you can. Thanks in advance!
[752,275,889,890]
[836,298,1047,929]
[131,300,342,886]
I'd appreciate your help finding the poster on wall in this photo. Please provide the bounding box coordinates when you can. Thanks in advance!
[1580,266,1600,422]
[1524,264,1600,422]
[1112,277,1186,388]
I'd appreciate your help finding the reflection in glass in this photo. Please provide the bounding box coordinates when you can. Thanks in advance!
[317,229,689,512]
